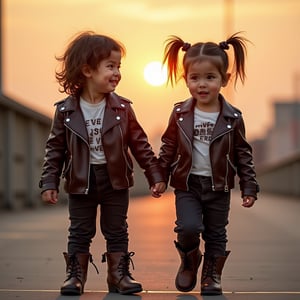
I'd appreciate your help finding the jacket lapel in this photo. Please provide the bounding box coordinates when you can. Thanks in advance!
[211,95,241,140]
[102,93,123,135]
[175,95,241,143]
[59,96,89,143]
[176,98,195,142]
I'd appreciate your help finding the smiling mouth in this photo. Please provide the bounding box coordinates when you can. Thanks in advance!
[198,91,208,96]
[110,80,119,86]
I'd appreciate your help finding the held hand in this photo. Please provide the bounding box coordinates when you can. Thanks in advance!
[151,182,166,198]
[242,196,256,208]
[42,189,58,205]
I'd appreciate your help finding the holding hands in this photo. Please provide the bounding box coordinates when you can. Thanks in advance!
[151,182,166,198]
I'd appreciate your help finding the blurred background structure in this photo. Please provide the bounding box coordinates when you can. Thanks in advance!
[0,1,51,209]
[251,99,300,197]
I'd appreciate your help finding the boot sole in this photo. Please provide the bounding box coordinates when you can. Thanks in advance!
[108,284,142,295]
[201,290,222,295]
[175,276,197,292]
[60,287,82,295]
[175,282,196,292]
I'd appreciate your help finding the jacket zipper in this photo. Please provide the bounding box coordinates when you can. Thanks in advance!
[224,133,233,192]
[65,124,90,194]
[226,154,237,172]
[177,123,193,190]
[119,125,130,186]
[210,128,233,192]
[170,154,181,170]
[224,153,229,192]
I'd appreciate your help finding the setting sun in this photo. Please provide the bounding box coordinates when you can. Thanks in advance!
[143,61,167,86]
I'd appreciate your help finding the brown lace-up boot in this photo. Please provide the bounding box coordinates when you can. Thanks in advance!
[174,241,202,292]
[201,250,230,295]
[102,251,142,294]
[61,252,98,295]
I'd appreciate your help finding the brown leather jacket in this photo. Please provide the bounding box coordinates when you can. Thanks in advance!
[159,95,259,198]
[39,93,164,194]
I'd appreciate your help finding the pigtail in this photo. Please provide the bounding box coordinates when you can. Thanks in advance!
[225,32,249,85]
[163,35,185,86]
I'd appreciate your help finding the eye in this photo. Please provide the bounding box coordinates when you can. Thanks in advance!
[189,75,199,81]
[207,74,216,80]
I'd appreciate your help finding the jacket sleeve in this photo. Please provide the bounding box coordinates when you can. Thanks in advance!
[126,105,165,187]
[234,116,259,199]
[39,105,67,193]
[158,110,178,184]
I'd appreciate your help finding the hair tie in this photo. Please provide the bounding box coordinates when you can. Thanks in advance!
[182,42,191,52]
[219,41,229,50]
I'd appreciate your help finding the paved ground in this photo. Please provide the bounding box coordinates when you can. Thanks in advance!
[0,190,299,300]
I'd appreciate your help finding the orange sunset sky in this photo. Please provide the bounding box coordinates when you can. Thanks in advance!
[2,0,300,145]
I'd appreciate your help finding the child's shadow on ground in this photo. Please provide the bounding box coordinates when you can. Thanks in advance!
[103,293,141,300]
[176,294,229,300]
[56,292,141,300]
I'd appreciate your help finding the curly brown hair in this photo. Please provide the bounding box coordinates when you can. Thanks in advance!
[55,31,126,96]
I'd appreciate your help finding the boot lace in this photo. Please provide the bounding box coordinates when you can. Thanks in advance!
[101,251,136,280]
[65,254,99,282]
[89,254,99,274]
[118,251,136,279]
[202,257,217,282]
[65,255,82,282]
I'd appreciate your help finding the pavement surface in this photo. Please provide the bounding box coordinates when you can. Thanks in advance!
[0,190,299,300]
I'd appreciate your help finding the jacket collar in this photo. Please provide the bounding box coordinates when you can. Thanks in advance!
[56,96,87,142]
[56,93,129,140]
[106,92,130,110]
[218,94,241,119]
[56,95,78,113]
[174,94,241,142]
[175,94,241,119]
[175,97,195,114]
[56,92,129,112]
[213,94,241,140]
[102,93,126,135]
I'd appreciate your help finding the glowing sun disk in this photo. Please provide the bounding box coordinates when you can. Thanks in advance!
[143,61,167,86]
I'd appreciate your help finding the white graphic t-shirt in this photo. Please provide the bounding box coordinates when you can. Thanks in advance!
[80,97,107,164]
[191,107,219,176]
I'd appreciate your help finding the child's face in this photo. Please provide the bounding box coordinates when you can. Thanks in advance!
[84,50,122,97]
[185,59,229,111]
